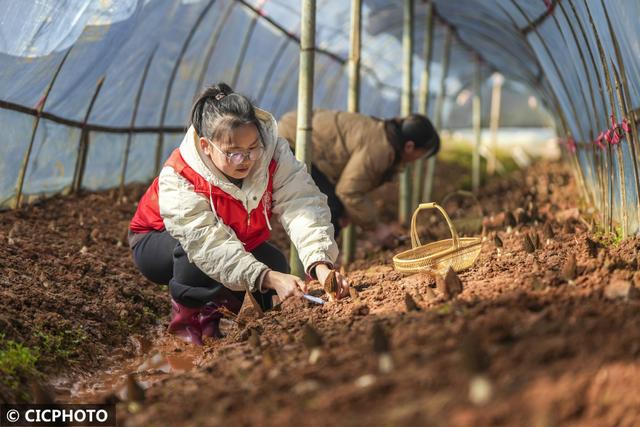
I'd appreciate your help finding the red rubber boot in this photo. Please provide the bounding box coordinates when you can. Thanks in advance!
[167,299,203,346]
[199,293,243,339]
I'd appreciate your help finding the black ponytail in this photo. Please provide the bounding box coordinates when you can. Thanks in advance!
[189,82,263,145]
[400,114,440,157]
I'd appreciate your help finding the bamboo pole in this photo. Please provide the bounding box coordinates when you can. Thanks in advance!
[472,58,482,194]
[341,0,362,266]
[289,0,316,277]
[14,48,72,208]
[72,76,106,193]
[398,0,414,226]
[487,73,503,176]
[412,0,434,208]
[424,25,452,202]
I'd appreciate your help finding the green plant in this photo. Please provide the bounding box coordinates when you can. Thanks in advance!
[35,328,87,364]
[0,334,39,390]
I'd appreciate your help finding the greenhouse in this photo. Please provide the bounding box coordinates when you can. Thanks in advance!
[1,0,639,425]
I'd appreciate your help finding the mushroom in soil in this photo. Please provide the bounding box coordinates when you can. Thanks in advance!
[302,323,323,364]
[324,270,339,302]
[436,267,463,299]
[372,322,393,374]
[522,233,536,254]
[404,292,420,312]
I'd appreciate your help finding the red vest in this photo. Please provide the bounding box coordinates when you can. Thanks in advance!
[130,149,277,251]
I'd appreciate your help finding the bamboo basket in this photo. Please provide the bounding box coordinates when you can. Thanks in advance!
[393,202,483,275]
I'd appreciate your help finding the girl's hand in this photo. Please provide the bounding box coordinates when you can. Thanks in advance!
[262,270,307,301]
[315,264,350,300]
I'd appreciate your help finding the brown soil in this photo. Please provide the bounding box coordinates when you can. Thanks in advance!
[0,187,168,402]
[2,161,640,427]
[119,162,640,427]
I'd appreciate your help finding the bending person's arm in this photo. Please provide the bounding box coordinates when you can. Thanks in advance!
[335,146,394,230]
[271,137,338,276]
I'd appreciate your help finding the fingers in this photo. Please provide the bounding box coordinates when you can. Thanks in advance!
[296,278,308,294]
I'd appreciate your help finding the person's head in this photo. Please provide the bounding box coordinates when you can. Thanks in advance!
[398,114,440,163]
[191,83,264,179]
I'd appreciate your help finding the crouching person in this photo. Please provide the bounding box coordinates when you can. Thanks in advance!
[128,83,349,345]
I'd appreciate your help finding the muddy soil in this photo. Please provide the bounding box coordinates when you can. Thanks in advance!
[118,162,640,427]
[2,161,640,427]
[0,187,168,402]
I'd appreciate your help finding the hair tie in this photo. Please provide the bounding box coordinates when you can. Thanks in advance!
[215,93,226,101]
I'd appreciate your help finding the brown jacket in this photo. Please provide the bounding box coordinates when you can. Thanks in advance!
[278,109,397,230]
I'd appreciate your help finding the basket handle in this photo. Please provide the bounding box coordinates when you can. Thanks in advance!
[410,202,460,250]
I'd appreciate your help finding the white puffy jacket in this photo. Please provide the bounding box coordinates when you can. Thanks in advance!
[158,109,338,292]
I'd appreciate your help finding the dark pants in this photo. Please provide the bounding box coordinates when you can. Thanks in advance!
[311,165,345,236]
[131,231,287,310]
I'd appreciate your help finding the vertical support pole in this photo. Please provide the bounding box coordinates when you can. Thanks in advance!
[289,0,316,277]
[398,0,414,226]
[412,0,434,208]
[424,25,452,202]
[341,0,362,266]
[487,73,503,176]
[472,58,482,194]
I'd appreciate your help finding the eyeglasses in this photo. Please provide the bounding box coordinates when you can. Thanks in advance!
[207,139,264,165]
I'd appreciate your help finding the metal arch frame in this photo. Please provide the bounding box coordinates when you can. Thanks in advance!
[233,0,402,95]
[194,0,236,99]
[548,5,600,203]
[230,15,259,88]
[14,48,73,208]
[270,56,301,116]
[508,1,584,140]
[566,0,612,224]
[498,2,592,211]
[119,45,159,196]
[555,0,604,225]
[601,0,640,232]
[584,1,629,235]
[256,38,291,105]
[71,76,106,193]
[155,0,217,175]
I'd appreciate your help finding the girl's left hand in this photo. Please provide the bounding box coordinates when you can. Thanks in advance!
[315,264,350,300]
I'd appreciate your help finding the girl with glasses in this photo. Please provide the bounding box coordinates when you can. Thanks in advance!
[128,83,349,345]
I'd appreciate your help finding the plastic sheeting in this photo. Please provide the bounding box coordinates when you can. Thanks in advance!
[0,0,638,236]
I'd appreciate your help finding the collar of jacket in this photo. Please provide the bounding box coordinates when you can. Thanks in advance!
[177,108,280,211]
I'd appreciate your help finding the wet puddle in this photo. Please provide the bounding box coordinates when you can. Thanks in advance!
[51,325,213,403]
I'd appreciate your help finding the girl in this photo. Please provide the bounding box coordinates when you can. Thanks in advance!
[129,83,349,345]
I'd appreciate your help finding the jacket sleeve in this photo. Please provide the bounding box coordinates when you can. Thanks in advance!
[271,137,338,275]
[158,167,269,292]
[335,146,394,230]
